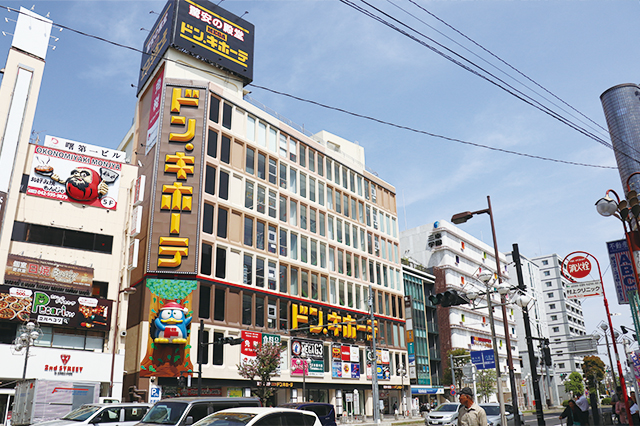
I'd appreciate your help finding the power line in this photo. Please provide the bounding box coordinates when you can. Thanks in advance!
[0,4,617,170]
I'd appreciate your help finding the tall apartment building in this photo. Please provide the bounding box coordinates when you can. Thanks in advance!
[532,254,587,401]
[0,9,138,423]
[401,220,521,404]
[506,252,560,408]
[402,258,445,406]
[121,0,407,416]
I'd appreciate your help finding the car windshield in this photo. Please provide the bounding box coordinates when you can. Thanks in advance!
[193,412,257,426]
[141,402,189,425]
[61,406,101,421]
[480,406,501,416]
[434,404,459,412]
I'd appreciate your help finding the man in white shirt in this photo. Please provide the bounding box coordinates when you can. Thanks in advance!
[576,394,590,425]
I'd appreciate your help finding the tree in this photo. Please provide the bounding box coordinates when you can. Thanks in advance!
[443,349,470,389]
[565,371,585,397]
[582,356,606,391]
[476,369,497,403]
[237,341,285,405]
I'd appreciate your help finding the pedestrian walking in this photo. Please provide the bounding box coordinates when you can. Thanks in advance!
[616,394,628,425]
[458,387,487,426]
[560,400,584,426]
[630,392,639,426]
[577,394,590,425]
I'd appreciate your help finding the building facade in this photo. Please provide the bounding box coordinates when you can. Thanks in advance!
[121,0,407,416]
[0,8,138,423]
[531,254,587,401]
[401,220,521,404]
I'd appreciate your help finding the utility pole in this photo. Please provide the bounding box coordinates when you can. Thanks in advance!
[512,243,545,426]
[370,285,380,424]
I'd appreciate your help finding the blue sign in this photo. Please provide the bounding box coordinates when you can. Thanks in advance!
[470,349,496,370]
[607,239,636,305]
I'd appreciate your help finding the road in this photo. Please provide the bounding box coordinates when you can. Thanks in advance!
[523,407,613,426]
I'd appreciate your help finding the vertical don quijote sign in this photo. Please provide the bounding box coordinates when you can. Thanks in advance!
[147,82,206,274]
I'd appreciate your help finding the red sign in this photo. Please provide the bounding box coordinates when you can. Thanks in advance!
[240,330,261,363]
[341,345,351,361]
[450,385,455,391]
[566,256,592,279]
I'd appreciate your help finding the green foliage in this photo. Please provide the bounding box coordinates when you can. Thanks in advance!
[237,341,286,406]
[146,279,198,300]
[565,372,584,397]
[602,398,611,405]
[562,400,570,407]
[582,356,605,390]
[443,349,470,388]
[476,369,496,403]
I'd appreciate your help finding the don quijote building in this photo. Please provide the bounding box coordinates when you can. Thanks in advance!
[121,0,408,415]
[0,8,139,423]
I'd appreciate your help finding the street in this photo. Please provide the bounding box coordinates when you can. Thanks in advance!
[523,407,614,426]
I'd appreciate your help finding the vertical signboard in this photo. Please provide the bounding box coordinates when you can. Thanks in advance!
[607,239,636,305]
[331,343,360,379]
[404,295,417,379]
[146,83,206,274]
[138,1,174,92]
[291,338,323,377]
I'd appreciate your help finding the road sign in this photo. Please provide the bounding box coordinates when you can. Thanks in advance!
[566,280,602,298]
[470,349,496,370]
[566,256,591,279]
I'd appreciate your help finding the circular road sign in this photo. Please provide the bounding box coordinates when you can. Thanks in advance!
[450,385,456,396]
[566,256,591,279]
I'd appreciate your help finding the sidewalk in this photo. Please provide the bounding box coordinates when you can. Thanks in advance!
[338,414,425,426]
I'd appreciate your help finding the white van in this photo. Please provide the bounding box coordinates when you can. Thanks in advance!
[36,403,152,426]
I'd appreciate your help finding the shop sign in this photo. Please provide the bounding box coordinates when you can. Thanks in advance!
[365,348,390,380]
[27,145,122,210]
[44,135,126,163]
[269,382,293,388]
[44,353,84,376]
[470,336,492,349]
[179,387,221,396]
[291,302,377,340]
[565,256,591,279]
[0,284,112,330]
[241,330,261,364]
[147,83,206,274]
[607,239,636,305]
[331,343,360,379]
[291,338,323,377]
[227,388,243,397]
[566,280,602,298]
[133,175,147,206]
[5,254,93,294]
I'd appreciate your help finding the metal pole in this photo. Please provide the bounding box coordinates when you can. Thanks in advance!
[624,339,638,396]
[603,332,617,388]
[303,359,306,402]
[198,319,203,396]
[485,196,513,426]
[486,280,508,426]
[109,289,123,398]
[512,243,545,426]
[21,339,30,380]
[450,353,456,392]
[472,364,477,403]
[370,285,380,423]
[487,196,521,426]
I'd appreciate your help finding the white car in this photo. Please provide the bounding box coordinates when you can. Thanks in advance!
[37,403,152,426]
[425,403,461,426]
[192,407,321,426]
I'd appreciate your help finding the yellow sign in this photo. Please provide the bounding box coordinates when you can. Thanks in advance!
[292,303,378,340]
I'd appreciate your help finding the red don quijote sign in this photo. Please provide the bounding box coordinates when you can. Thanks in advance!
[566,256,592,279]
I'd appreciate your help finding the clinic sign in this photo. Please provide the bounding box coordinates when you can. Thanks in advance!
[607,239,637,305]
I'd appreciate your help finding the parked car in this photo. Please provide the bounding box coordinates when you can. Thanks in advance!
[278,402,336,426]
[137,397,261,426]
[480,403,525,426]
[425,403,460,426]
[36,403,152,426]
[192,407,321,426]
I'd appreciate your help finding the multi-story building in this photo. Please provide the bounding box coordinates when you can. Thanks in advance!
[505,252,560,408]
[401,258,446,405]
[532,254,587,401]
[0,8,138,423]
[401,220,521,404]
[121,0,406,416]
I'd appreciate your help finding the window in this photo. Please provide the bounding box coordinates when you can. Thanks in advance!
[289,139,297,162]
[256,221,265,250]
[222,103,232,129]
[218,170,229,200]
[279,229,287,256]
[214,288,225,321]
[207,129,218,158]
[547,292,554,298]
[279,195,287,222]
[210,95,220,123]
[243,217,253,246]
[11,222,113,254]
[279,164,287,189]
[300,145,306,168]
[257,186,266,214]
[215,247,226,278]
[300,205,307,230]
[255,296,265,327]
[243,255,252,285]
[542,260,549,265]
[300,173,307,198]
[201,243,212,275]
[558,362,565,369]
[289,168,297,194]
[544,271,550,276]
[217,207,228,238]
[220,135,230,164]
[205,165,216,195]
[317,154,324,176]
[280,264,288,293]
[247,116,255,141]
[546,281,552,287]
[549,303,556,309]
[268,158,277,184]
[268,190,277,218]
[552,327,560,333]
[256,258,265,287]
[245,181,254,209]
[291,268,299,295]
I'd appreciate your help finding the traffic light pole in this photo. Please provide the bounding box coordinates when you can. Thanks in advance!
[197,320,243,396]
[512,244,545,426]
[370,285,380,424]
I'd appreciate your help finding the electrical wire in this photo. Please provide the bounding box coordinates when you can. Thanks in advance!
[0,4,618,170]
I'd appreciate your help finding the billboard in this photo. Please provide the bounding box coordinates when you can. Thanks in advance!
[5,254,93,294]
[0,284,112,330]
[606,239,636,304]
[44,135,126,163]
[290,338,323,377]
[27,145,122,210]
[137,0,254,93]
[146,82,206,274]
[331,343,360,379]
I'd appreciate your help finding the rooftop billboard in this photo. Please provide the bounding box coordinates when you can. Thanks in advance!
[137,0,254,93]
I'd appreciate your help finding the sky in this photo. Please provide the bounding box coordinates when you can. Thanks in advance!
[0,0,637,361]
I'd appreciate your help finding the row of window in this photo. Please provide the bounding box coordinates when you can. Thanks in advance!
[11,221,114,254]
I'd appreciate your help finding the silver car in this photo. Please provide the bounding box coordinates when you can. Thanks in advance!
[479,403,525,426]
[425,403,461,426]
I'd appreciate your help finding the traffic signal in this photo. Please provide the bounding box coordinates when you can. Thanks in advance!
[543,346,552,366]
[428,290,469,307]
[628,191,640,219]
[216,336,243,345]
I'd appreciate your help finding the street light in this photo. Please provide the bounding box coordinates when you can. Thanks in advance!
[109,285,137,397]
[396,363,407,417]
[12,321,42,379]
[452,196,521,426]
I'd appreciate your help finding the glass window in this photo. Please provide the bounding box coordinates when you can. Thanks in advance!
[256,258,265,287]
[348,283,353,307]
[300,205,307,230]
[310,209,317,233]
[269,128,277,153]
[203,204,214,234]
[310,239,317,266]
[280,229,288,256]
[205,165,216,195]
[343,194,349,217]
[338,250,343,274]
[268,158,277,185]
[280,301,288,330]
[268,261,277,290]
[335,191,341,214]
[243,254,252,285]
[301,236,308,263]
[247,116,255,141]
[218,170,229,200]
[242,294,252,325]
[330,278,337,304]
[300,145,306,168]
[351,199,357,221]
[357,176,363,196]
[300,173,307,198]
[334,163,340,185]
[256,221,265,250]
[214,288,225,321]
[258,121,267,147]
[291,268,299,295]
[217,207,228,239]
[279,164,287,189]
[201,243,212,275]
[336,219,343,243]
[352,225,358,249]
[290,200,298,226]
[339,281,345,306]
[329,247,335,271]
[279,134,287,157]
[256,296,265,327]
[345,224,350,247]
[279,195,287,222]
[280,264,288,293]
[257,185,266,214]
[309,177,316,202]
[268,225,277,254]
[327,187,333,210]
[328,215,334,240]
[222,103,232,129]
[220,135,230,164]
[289,139,297,162]
[326,158,332,181]
[321,276,327,302]
[290,233,298,260]
[243,217,253,246]
[268,190,277,218]
[210,95,220,123]
[309,150,315,173]
[342,168,348,190]
[311,274,318,299]
[245,181,254,209]
[318,182,325,206]
[319,212,325,236]
[346,253,352,276]
[215,246,226,279]
[257,152,266,180]
[199,285,211,319]
[289,168,297,194]
[317,154,324,176]
[207,129,218,158]
[320,243,326,268]
[365,180,370,200]
[301,271,309,298]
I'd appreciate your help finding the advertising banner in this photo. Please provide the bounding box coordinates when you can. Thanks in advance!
[5,254,93,293]
[44,135,126,163]
[240,330,261,365]
[331,343,360,379]
[471,336,492,348]
[0,284,112,330]
[146,82,206,274]
[291,338,323,377]
[138,1,174,92]
[607,239,636,305]
[27,145,122,210]
[145,68,165,155]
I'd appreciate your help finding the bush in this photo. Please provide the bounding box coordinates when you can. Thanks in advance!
[562,400,571,407]
[602,398,611,405]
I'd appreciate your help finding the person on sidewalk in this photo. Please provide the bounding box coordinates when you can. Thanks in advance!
[560,400,583,426]
[616,393,629,425]
[630,392,639,426]
[577,394,590,425]
[458,387,487,426]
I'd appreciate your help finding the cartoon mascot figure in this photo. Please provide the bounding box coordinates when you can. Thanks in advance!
[51,167,109,202]
[153,301,192,344]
